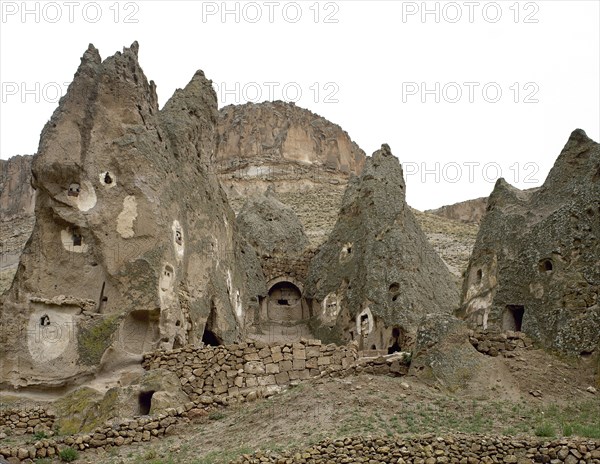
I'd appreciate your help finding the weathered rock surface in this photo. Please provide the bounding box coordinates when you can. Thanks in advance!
[215,101,366,248]
[51,368,189,434]
[236,188,313,339]
[426,196,488,224]
[0,42,262,389]
[215,100,365,188]
[0,156,36,294]
[409,313,482,391]
[460,129,600,356]
[0,155,35,220]
[236,187,309,259]
[304,144,460,351]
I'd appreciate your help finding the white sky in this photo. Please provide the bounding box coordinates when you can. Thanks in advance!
[1,1,599,210]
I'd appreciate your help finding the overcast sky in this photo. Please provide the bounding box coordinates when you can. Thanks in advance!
[1,1,599,210]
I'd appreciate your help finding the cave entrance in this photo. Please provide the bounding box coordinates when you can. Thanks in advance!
[269,281,301,307]
[266,280,304,321]
[138,390,155,415]
[202,301,223,346]
[503,305,525,332]
[388,327,402,354]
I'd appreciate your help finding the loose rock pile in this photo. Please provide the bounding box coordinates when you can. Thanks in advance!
[230,434,600,463]
[469,330,533,357]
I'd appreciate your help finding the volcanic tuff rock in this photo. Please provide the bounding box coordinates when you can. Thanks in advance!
[409,313,482,392]
[0,42,263,389]
[236,187,310,259]
[0,155,35,220]
[426,196,488,224]
[0,156,36,294]
[214,102,367,249]
[304,144,460,351]
[51,368,187,434]
[216,100,365,175]
[460,129,600,357]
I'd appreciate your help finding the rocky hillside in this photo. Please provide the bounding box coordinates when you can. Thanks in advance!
[0,155,35,220]
[426,196,488,224]
[213,102,367,256]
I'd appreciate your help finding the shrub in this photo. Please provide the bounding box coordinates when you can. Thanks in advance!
[208,411,226,421]
[534,423,555,437]
[59,447,79,462]
[33,430,48,440]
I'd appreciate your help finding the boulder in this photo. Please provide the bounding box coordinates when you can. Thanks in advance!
[409,314,482,392]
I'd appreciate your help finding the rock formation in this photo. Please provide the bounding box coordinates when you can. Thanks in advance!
[236,187,310,263]
[426,196,488,224]
[304,144,460,351]
[236,188,312,333]
[0,155,36,294]
[459,129,600,357]
[0,155,35,220]
[409,313,482,392]
[0,42,263,389]
[215,101,367,247]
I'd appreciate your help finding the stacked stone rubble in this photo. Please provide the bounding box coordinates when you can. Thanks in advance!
[230,434,600,464]
[142,340,359,404]
[0,407,54,436]
[469,330,534,357]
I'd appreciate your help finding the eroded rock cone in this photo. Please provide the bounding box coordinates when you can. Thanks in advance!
[0,42,264,389]
[236,188,310,259]
[460,129,600,356]
[304,144,460,350]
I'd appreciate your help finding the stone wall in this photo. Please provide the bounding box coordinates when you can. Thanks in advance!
[0,408,182,461]
[469,330,534,357]
[0,407,54,436]
[0,342,412,461]
[141,339,359,404]
[231,434,600,463]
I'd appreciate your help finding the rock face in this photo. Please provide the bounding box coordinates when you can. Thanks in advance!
[215,101,365,190]
[460,129,600,356]
[426,197,488,224]
[236,187,310,262]
[215,102,367,247]
[0,42,262,389]
[304,145,460,351]
[237,188,312,329]
[0,156,36,294]
[0,155,35,220]
[52,368,188,434]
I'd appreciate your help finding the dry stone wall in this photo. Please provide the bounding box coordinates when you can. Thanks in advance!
[469,330,534,358]
[0,342,411,461]
[0,408,182,461]
[0,407,54,436]
[142,340,359,404]
[231,434,600,464]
